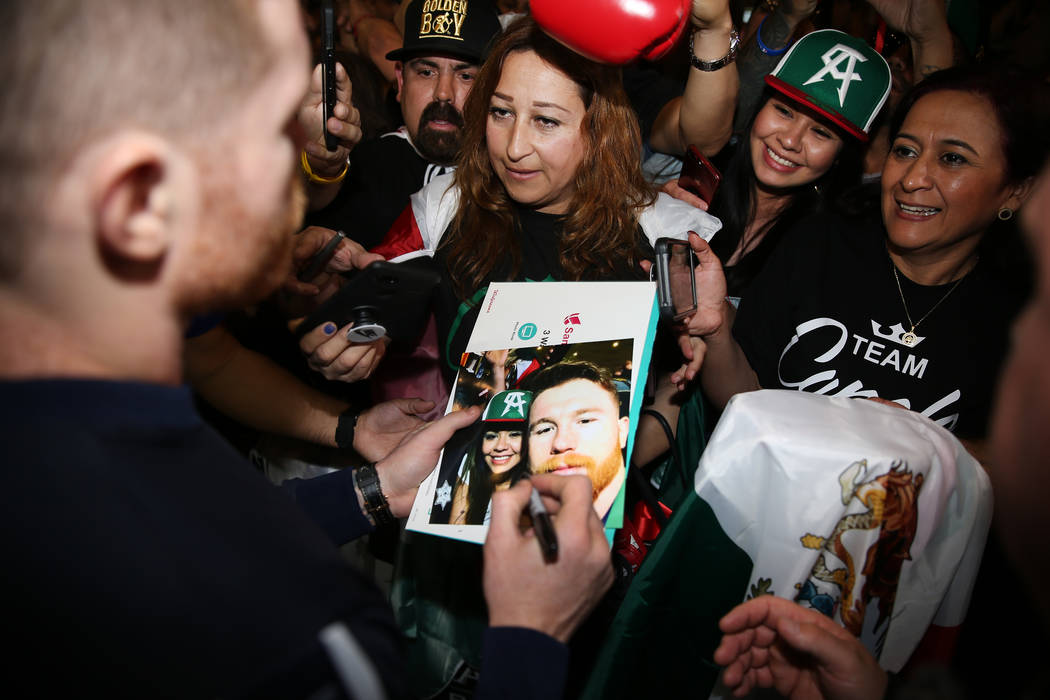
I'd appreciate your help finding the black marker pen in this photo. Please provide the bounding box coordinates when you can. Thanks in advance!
[298,229,347,282]
[528,485,558,563]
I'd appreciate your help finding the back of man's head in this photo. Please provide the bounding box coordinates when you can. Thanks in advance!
[0,0,274,279]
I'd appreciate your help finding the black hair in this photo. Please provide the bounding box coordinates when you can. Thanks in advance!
[463,422,530,525]
[709,88,864,285]
[889,66,1050,291]
[889,65,1050,188]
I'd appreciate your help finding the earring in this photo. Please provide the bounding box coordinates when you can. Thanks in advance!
[998,207,1014,221]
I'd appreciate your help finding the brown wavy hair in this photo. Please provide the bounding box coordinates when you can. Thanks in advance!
[441,15,656,300]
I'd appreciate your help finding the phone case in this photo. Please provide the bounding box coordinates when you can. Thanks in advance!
[654,237,697,322]
[294,259,441,346]
[321,0,338,151]
[678,145,722,203]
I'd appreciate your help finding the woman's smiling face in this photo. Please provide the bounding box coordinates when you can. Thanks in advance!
[749,96,844,192]
[481,428,523,473]
[881,90,1017,261]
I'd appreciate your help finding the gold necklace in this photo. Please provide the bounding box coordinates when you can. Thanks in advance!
[892,264,968,346]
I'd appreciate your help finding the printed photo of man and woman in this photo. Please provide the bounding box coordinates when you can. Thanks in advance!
[428,339,634,528]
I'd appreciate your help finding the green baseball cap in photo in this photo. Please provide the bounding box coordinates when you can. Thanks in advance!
[387,0,501,64]
[765,29,891,142]
[482,389,532,423]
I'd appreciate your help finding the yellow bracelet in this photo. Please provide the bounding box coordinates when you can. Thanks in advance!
[300,150,348,185]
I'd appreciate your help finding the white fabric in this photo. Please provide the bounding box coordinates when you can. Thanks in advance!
[696,390,992,673]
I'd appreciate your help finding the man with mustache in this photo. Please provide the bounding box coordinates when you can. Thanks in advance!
[302,0,502,251]
[526,362,631,521]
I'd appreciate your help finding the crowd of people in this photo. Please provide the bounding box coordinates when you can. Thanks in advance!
[3,0,1049,698]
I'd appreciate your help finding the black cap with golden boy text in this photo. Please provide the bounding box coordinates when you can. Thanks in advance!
[386,0,501,64]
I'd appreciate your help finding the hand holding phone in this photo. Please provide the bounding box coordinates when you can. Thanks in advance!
[321,0,338,151]
[654,237,697,322]
[678,144,721,204]
[294,258,441,347]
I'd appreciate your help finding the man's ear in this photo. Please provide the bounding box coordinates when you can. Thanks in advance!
[394,61,405,103]
[92,135,186,267]
[618,415,630,449]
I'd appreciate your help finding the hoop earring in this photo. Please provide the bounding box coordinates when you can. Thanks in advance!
[998,207,1014,221]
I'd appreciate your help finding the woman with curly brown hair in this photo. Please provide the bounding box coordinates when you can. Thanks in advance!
[371,14,720,378]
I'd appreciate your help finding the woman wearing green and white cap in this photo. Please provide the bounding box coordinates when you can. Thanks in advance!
[680,64,1049,452]
[700,28,891,303]
[445,389,533,526]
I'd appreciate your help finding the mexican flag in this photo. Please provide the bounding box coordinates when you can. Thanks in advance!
[583,390,992,699]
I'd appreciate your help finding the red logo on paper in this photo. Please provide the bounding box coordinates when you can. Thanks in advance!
[564,313,582,325]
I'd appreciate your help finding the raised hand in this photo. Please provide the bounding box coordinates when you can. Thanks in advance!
[298,61,362,176]
[691,0,733,28]
[714,596,888,700]
[863,0,949,44]
[682,231,729,338]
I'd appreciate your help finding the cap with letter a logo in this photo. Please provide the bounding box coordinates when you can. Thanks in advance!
[765,29,891,142]
[482,389,533,424]
[386,0,502,64]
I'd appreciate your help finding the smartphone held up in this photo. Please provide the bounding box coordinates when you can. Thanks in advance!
[678,144,721,204]
[321,0,338,151]
[654,237,697,323]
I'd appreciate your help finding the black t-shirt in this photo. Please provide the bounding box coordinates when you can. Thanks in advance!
[707,140,827,302]
[733,212,1024,439]
[306,131,452,250]
[432,208,652,383]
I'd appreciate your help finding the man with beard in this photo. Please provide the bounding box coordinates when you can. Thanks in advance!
[0,1,615,697]
[301,0,502,250]
[525,362,631,521]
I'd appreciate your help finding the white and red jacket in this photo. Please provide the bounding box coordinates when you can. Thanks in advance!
[370,172,722,260]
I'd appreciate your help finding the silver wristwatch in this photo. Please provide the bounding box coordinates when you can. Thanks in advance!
[689,27,741,72]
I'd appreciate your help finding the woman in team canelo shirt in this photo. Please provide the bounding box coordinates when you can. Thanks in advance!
[684,64,1049,454]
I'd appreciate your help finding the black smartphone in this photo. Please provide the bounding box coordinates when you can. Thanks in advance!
[295,258,441,347]
[654,237,697,322]
[678,144,722,203]
[321,0,338,151]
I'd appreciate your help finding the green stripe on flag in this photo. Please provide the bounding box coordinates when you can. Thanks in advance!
[582,492,754,699]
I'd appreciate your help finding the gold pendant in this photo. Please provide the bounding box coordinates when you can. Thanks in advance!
[902,331,917,346]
